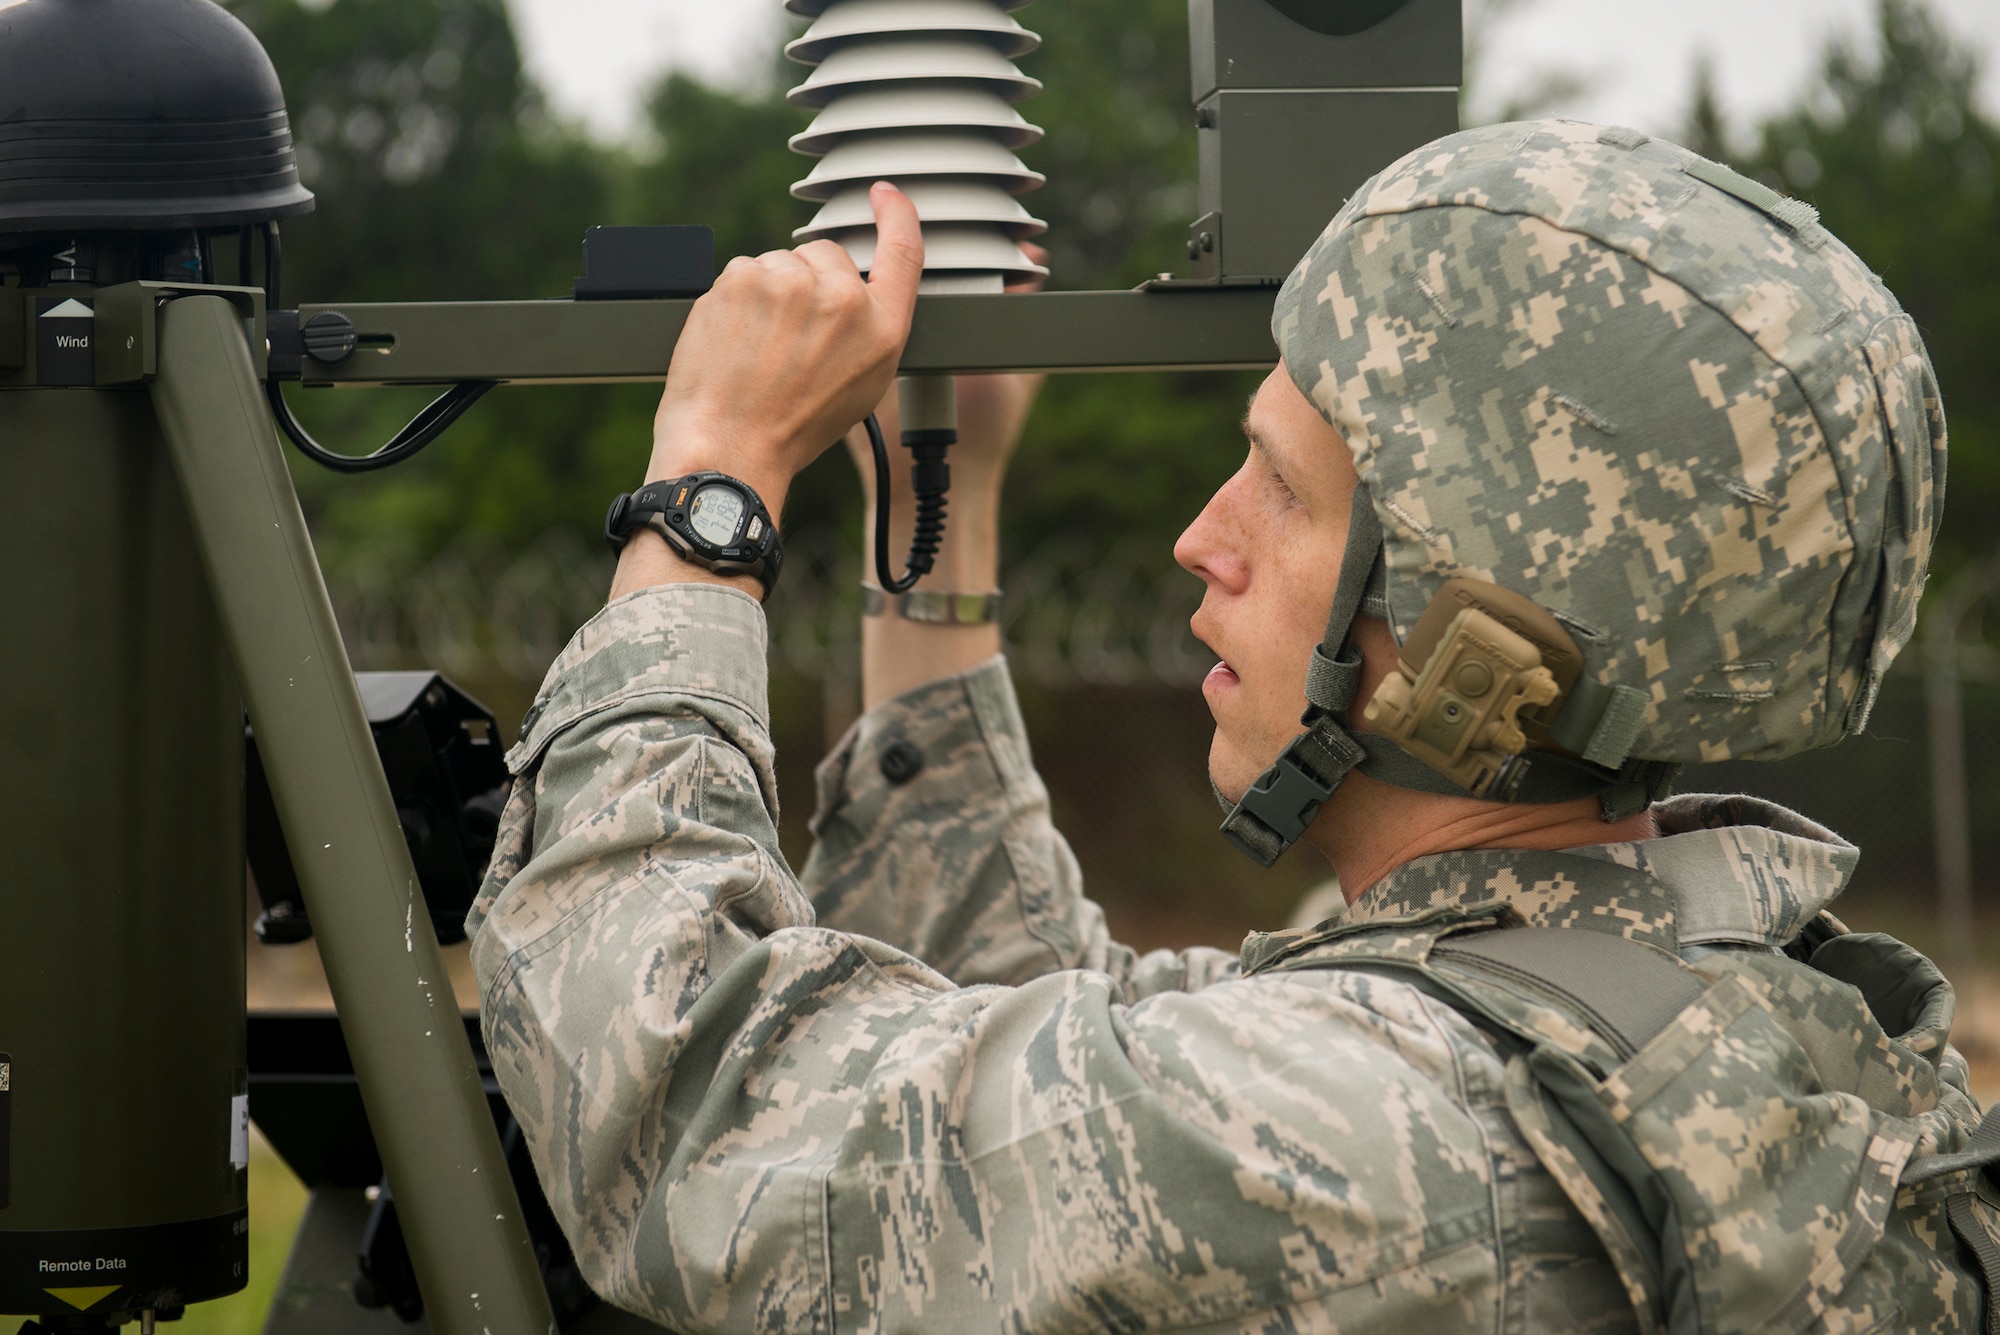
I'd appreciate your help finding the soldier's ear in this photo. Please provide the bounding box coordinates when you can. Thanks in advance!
[1343,615,1403,728]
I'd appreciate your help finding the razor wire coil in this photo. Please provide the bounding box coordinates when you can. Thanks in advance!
[327,524,1214,691]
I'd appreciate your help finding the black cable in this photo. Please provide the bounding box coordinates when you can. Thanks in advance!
[260,218,497,473]
[866,412,951,594]
[265,377,498,474]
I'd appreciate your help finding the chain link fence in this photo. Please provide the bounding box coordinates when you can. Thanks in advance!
[325,528,2000,955]
[328,523,1217,693]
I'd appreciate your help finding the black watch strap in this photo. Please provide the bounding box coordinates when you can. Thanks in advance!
[604,472,784,596]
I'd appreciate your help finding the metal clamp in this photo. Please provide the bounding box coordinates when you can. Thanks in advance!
[862,586,1003,624]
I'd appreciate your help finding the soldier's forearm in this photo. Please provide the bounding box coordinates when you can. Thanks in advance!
[860,460,1006,711]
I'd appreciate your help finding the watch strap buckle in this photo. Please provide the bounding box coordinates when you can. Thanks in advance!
[603,491,635,552]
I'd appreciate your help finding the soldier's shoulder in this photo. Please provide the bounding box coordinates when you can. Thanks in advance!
[1127,954,1496,1107]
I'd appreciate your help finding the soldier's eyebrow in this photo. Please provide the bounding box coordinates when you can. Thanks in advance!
[1240,399,1269,459]
[1242,414,1307,509]
[1242,411,1291,479]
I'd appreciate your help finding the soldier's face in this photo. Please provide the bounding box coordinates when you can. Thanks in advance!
[1176,367,1391,812]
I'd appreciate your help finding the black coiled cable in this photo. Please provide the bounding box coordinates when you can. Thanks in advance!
[865,412,952,594]
[260,220,497,473]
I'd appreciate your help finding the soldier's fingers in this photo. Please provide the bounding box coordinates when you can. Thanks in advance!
[751,248,813,282]
[864,181,923,327]
[1004,241,1049,295]
[795,238,861,280]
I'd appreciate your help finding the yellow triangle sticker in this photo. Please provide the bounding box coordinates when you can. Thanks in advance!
[44,1285,121,1311]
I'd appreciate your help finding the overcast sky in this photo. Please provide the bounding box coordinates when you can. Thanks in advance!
[506,0,2000,144]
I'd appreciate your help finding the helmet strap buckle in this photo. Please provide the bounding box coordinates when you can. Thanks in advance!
[1218,724,1364,868]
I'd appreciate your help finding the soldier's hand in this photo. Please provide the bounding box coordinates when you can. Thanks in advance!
[644,181,923,516]
[843,242,1048,505]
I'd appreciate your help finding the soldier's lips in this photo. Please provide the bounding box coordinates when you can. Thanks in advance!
[1204,661,1240,692]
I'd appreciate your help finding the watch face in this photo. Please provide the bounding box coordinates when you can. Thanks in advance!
[689,484,746,547]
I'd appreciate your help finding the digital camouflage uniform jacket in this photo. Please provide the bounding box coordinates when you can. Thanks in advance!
[467,585,1985,1334]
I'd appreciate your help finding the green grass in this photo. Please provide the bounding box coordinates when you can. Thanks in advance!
[1,1136,309,1332]
[175,1134,310,1335]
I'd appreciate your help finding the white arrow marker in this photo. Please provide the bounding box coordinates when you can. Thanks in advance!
[40,298,93,319]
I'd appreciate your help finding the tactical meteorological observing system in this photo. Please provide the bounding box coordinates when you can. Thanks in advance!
[0,0,1458,1329]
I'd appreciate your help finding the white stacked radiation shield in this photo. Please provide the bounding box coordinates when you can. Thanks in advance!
[786,0,1046,293]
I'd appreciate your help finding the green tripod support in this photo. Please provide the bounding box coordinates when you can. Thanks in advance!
[149,296,557,1335]
[0,288,559,1334]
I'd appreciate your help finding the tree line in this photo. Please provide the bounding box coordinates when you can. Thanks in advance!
[228,0,1999,586]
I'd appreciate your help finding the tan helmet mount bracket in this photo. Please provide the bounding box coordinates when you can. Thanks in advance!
[1363,578,1582,798]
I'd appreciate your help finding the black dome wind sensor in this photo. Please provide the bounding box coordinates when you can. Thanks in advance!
[0,0,314,234]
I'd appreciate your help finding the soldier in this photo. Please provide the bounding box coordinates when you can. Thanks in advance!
[469,119,1993,1333]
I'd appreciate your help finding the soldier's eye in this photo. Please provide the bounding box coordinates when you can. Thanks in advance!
[1266,464,1300,506]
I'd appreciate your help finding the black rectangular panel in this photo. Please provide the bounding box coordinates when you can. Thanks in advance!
[32,297,93,387]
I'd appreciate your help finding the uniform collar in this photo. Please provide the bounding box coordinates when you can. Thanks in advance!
[1564,793,1858,948]
[1240,793,1856,971]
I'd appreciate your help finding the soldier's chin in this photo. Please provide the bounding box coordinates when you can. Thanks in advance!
[1206,732,1258,807]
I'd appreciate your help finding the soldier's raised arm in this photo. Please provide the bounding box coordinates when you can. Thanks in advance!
[801,329,1240,995]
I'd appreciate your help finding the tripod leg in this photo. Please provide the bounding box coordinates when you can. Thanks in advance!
[149,295,555,1335]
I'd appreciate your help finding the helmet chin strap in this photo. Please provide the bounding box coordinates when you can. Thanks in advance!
[1219,487,1396,867]
[1217,486,1678,868]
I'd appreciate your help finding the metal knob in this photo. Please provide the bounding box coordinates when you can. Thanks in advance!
[301,310,358,363]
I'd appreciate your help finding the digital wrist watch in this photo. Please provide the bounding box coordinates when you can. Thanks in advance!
[604,471,783,596]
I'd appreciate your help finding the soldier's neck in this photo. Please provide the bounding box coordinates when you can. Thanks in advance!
[1308,771,1660,903]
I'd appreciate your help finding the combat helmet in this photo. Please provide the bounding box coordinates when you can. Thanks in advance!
[1222,118,1948,866]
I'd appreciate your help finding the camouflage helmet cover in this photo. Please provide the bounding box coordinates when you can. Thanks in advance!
[1275,118,1947,764]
